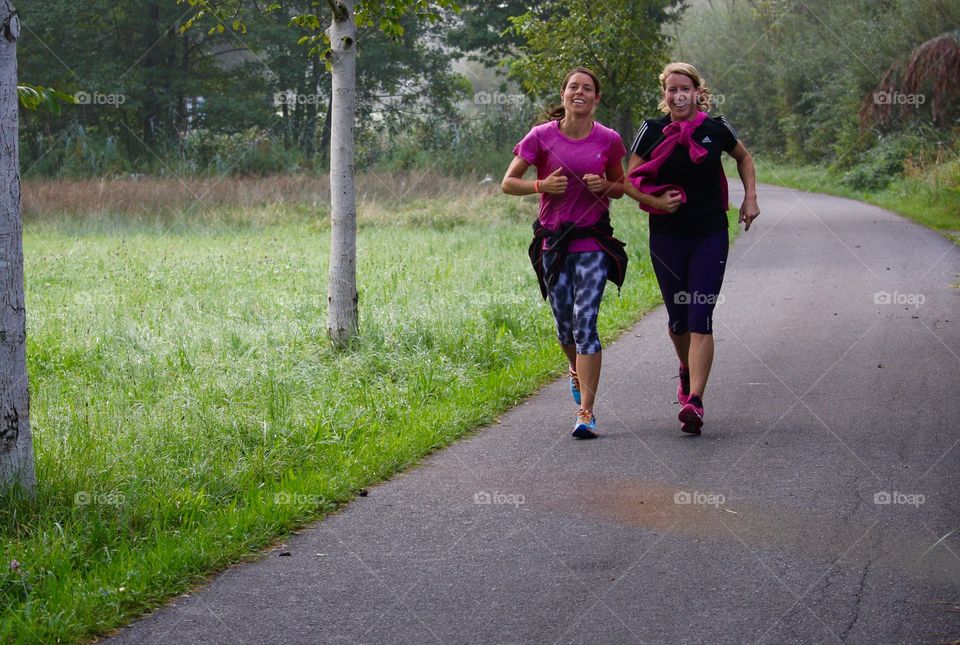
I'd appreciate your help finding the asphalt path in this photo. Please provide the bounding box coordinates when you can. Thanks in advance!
[107,184,960,644]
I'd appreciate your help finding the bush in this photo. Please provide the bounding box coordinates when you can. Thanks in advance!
[23,124,132,178]
[355,102,538,179]
[20,125,318,179]
[180,128,309,177]
[840,132,927,191]
[20,98,540,182]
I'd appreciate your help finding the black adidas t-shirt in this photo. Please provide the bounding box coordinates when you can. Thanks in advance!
[630,114,739,236]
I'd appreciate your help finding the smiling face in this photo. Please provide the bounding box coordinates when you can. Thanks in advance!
[561,72,599,117]
[663,72,700,121]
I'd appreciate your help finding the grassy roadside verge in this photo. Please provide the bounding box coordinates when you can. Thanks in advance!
[736,157,960,241]
[1,189,739,643]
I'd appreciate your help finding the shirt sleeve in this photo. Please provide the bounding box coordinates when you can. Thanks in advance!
[609,131,627,164]
[629,120,662,160]
[512,127,541,167]
[715,116,739,152]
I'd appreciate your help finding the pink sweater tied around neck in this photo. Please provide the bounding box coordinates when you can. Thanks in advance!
[628,110,728,215]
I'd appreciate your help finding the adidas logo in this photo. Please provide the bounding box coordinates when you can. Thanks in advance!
[702,136,712,144]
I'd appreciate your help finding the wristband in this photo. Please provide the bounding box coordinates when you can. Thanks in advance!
[535,179,541,193]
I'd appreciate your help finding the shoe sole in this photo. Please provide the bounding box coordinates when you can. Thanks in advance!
[678,407,703,434]
[571,380,581,405]
[572,425,597,439]
[679,421,701,435]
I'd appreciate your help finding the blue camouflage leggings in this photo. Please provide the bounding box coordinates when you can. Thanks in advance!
[542,251,608,355]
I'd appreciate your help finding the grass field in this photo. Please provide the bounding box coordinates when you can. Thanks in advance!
[2,180,739,643]
[739,156,960,242]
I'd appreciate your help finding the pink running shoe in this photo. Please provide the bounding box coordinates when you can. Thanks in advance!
[676,365,691,406]
[678,395,703,435]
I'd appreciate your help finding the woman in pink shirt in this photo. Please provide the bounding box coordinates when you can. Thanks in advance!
[501,67,628,439]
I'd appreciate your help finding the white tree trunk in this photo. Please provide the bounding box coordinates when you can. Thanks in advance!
[325,0,358,346]
[0,0,34,494]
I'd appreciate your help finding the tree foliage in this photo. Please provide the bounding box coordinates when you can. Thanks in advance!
[17,0,280,174]
[444,0,538,65]
[508,0,686,137]
[861,30,960,130]
[16,83,73,115]
[673,0,960,169]
[16,0,465,177]
[179,0,459,55]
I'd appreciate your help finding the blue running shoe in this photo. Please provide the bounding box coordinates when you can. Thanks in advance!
[572,409,597,439]
[569,368,581,405]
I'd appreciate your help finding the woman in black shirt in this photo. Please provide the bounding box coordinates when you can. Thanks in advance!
[624,62,759,435]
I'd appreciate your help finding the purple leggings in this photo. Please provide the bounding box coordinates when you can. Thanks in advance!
[649,229,729,335]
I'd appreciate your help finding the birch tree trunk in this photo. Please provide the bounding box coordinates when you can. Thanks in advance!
[325,0,358,346]
[0,0,35,494]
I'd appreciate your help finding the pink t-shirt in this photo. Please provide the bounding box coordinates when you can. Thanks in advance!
[513,120,627,252]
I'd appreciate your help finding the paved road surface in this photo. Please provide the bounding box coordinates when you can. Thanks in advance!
[108,184,960,644]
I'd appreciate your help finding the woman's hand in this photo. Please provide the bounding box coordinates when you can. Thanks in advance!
[622,183,682,212]
[583,173,605,193]
[739,195,760,231]
[540,167,568,194]
[653,189,682,213]
[729,141,759,230]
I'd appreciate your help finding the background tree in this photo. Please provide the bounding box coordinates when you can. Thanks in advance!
[182,0,459,346]
[444,0,541,65]
[17,0,281,175]
[1,0,34,494]
[323,0,359,344]
[15,0,468,177]
[508,0,686,138]
[673,0,960,189]
[351,10,471,168]
[860,30,960,131]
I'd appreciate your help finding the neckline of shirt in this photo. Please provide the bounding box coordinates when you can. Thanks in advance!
[552,119,597,143]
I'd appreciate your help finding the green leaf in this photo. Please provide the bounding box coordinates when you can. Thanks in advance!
[17,84,75,114]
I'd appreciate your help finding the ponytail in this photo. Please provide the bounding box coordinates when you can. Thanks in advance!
[537,104,566,124]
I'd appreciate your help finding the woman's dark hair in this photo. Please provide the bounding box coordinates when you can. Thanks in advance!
[537,66,601,124]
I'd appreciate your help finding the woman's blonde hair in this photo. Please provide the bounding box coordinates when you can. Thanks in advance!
[657,62,713,114]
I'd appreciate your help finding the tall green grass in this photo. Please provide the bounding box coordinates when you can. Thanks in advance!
[739,156,960,240]
[2,194,739,643]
